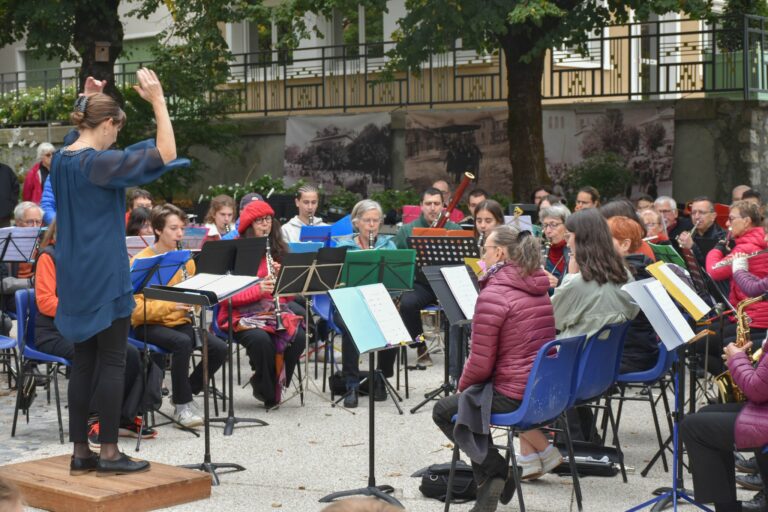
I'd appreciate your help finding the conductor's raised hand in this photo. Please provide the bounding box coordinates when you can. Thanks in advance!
[133,68,165,106]
[83,76,106,96]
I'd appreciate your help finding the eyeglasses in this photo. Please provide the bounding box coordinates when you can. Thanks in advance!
[18,219,42,227]
[656,209,674,214]
[542,222,563,230]
[690,210,714,216]
[480,245,499,257]
[360,217,381,225]
[43,153,53,157]
[645,222,660,227]
[728,215,746,222]
[253,216,272,224]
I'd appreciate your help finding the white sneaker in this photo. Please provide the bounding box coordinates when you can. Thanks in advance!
[174,402,203,428]
[518,454,544,480]
[539,445,564,474]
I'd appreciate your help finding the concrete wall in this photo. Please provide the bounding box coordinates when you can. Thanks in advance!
[4,98,768,206]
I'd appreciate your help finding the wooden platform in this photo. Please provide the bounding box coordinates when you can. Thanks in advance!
[0,455,211,512]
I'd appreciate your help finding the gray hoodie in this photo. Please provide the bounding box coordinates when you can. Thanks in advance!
[281,215,327,243]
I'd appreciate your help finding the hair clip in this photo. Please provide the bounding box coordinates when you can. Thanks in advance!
[74,95,89,113]
[517,230,532,241]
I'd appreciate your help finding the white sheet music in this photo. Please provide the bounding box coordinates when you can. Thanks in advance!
[622,278,695,351]
[504,215,533,232]
[125,236,151,257]
[358,283,413,345]
[441,265,478,320]
[173,273,260,301]
[0,227,41,262]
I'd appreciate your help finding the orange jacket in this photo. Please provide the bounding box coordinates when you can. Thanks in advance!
[130,245,195,328]
[34,250,57,317]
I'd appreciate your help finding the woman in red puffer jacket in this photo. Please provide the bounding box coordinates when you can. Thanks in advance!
[704,200,768,375]
[432,225,558,511]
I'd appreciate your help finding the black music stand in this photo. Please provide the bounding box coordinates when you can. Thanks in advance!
[410,265,477,414]
[144,273,260,485]
[196,238,269,436]
[406,235,480,267]
[0,227,42,312]
[275,247,348,407]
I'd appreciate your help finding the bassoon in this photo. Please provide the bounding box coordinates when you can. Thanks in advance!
[432,171,475,228]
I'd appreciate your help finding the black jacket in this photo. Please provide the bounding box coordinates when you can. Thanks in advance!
[0,163,19,220]
[621,254,660,374]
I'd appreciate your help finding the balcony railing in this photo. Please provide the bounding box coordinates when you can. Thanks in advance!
[2,15,768,122]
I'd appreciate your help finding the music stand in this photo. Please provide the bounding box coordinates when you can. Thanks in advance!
[320,284,410,507]
[195,238,269,436]
[410,265,477,414]
[0,227,42,311]
[273,247,348,407]
[144,272,261,485]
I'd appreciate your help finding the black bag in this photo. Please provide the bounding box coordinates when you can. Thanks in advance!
[328,370,372,396]
[414,461,477,503]
[122,359,163,420]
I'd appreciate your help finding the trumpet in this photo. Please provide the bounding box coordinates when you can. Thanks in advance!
[712,248,768,269]
[265,237,286,331]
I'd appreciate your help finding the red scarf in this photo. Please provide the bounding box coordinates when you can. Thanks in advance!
[548,239,567,273]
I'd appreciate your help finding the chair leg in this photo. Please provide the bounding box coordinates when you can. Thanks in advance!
[296,360,304,406]
[236,343,242,386]
[508,429,526,512]
[322,339,329,394]
[562,413,584,511]
[403,346,409,400]
[443,443,461,512]
[606,402,627,483]
[11,360,23,437]
[647,384,669,473]
[53,369,64,444]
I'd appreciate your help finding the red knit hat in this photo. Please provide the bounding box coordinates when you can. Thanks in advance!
[238,200,275,235]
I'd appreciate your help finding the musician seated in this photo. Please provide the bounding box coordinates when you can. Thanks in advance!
[126,206,153,237]
[282,184,327,243]
[539,204,571,289]
[474,199,503,245]
[35,221,154,441]
[606,216,659,373]
[532,184,553,206]
[705,201,768,375]
[433,225,559,511]
[600,198,657,263]
[459,188,488,226]
[633,194,654,212]
[743,189,765,221]
[432,179,466,223]
[131,204,228,428]
[124,188,152,225]
[334,199,396,408]
[393,187,461,365]
[202,194,235,240]
[639,207,670,244]
[216,200,306,408]
[681,339,768,512]
[220,192,264,240]
[655,195,693,252]
[551,209,638,441]
[574,186,600,211]
[1,202,42,311]
[677,196,727,268]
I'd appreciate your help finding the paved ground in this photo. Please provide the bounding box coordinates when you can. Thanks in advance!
[0,335,754,512]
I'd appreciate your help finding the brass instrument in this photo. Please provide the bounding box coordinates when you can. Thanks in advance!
[431,172,475,228]
[715,295,765,402]
[177,240,203,349]
[265,237,286,331]
[712,248,768,270]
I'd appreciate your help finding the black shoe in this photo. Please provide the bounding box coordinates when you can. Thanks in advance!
[373,376,387,402]
[96,453,150,476]
[737,473,765,491]
[742,490,768,512]
[70,453,99,476]
[344,389,359,408]
[738,456,760,474]
[469,476,504,512]
[499,466,517,505]
[249,374,266,402]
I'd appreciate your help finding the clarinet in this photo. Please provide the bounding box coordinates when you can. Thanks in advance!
[368,230,376,249]
[224,223,231,234]
[477,232,484,253]
[178,241,203,349]
[265,237,286,331]
[308,214,314,227]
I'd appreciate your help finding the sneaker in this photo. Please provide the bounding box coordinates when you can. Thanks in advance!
[737,456,760,474]
[88,422,100,449]
[173,402,203,429]
[737,473,765,491]
[539,445,564,474]
[518,454,544,480]
[742,490,767,512]
[119,417,158,439]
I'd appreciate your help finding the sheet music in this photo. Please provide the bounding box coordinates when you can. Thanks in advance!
[646,261,711,321]
[622,278,695,350]
[181,227,208,251]
[173,273,260,298]
[358,283,412,345]
[504,215,533,232]
[0,227,41,262]
[440,265,478,319]
[125,236,151,257]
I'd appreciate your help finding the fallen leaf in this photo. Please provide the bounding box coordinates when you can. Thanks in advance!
[271,503,282,508]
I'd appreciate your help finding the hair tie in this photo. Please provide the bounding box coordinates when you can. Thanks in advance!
[74,95,89,113]
[517,230,532,241]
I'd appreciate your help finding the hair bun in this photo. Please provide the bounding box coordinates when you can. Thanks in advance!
[69,111,85,125]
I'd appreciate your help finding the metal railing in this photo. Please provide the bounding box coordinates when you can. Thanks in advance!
[2,16,768,122]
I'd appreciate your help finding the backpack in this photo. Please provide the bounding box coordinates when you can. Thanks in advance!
[413,460,477,503]
[121,359,163,420]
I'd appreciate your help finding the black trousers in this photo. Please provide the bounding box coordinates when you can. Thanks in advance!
[433,391,521,484]
[135,323,227,405]
[333,308,397,384]
[681,403,768,506]
[69,317,129,444]
[399,281,436,341]
[234,327,306,406]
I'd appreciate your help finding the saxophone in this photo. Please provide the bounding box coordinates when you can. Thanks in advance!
[715,295,765,403]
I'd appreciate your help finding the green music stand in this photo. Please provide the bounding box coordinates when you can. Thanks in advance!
[649,243,687,268]
[340,249,416,291]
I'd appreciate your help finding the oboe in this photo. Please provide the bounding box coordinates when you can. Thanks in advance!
[265,237,286,331]
[177,241,203,349]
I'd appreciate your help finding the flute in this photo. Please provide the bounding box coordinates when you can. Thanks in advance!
[712,248,768,269]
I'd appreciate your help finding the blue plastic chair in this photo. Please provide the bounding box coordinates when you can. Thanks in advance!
[311,294,344,395]
[615,341,675,474]
[569,322,631,483]
[12,289,70,444]
[0,334,18,390]
[444,335,586,512]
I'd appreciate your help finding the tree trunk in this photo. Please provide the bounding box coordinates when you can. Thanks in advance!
[73,0,124,103]
[501,34,549,203]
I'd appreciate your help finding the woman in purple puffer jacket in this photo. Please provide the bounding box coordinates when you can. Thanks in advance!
[432,225,557,512]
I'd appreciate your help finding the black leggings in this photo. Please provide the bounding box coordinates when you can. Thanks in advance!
[134,323,227,405]
[69,316,129,445]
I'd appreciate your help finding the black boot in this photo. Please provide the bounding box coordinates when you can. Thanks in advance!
[742,490,767,512]
[344,387,359,408]
[469,476,504,512]
[373,374,387,402]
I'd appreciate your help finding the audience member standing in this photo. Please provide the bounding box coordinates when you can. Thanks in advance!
[22,143,54,203]
[0,162,19,228]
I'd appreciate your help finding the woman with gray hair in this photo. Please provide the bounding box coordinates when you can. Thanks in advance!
[334,199,396,407]
[22,142,55,204]
[539,203,571,289]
